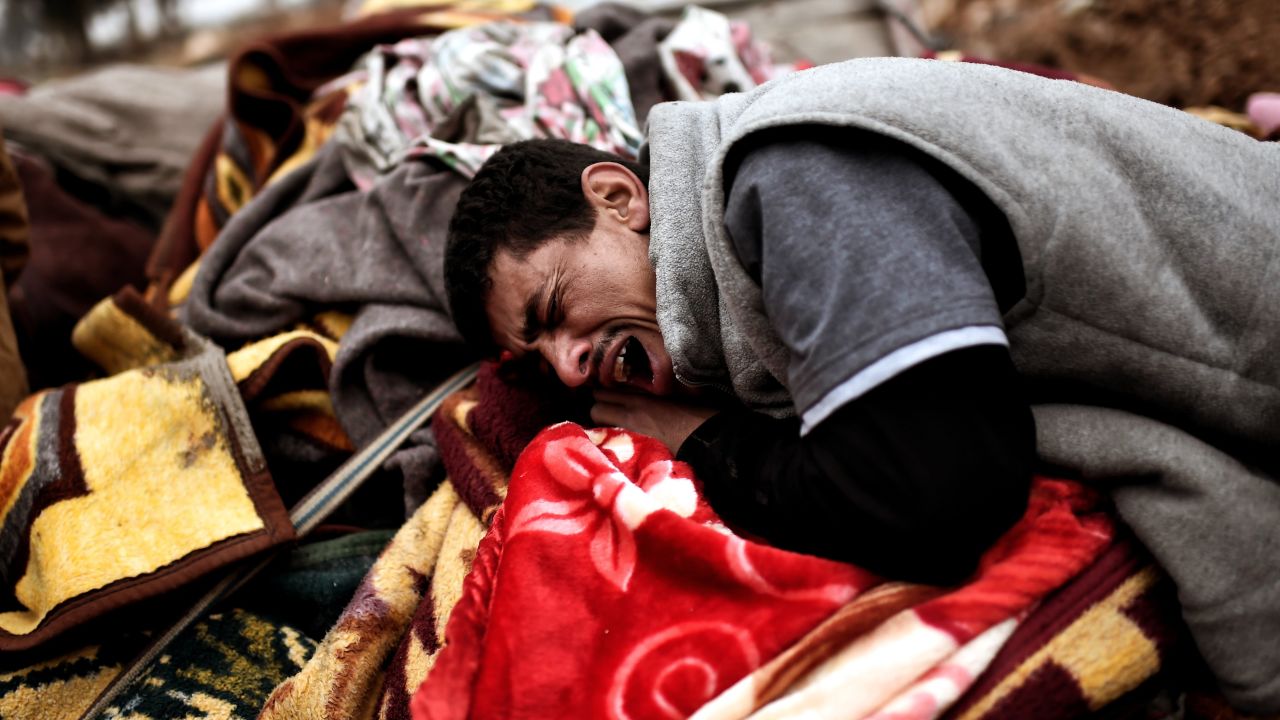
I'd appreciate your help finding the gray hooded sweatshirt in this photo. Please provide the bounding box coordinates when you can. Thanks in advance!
[644,57,1280,712]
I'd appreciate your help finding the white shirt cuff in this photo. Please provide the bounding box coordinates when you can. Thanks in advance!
[800,325,1009,435]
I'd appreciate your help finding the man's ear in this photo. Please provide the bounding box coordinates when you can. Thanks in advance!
[581,162,650,232]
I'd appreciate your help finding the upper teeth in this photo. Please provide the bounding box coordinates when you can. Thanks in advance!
[614,340,631,382]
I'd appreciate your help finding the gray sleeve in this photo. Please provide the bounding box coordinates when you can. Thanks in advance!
[723,134,1006,426]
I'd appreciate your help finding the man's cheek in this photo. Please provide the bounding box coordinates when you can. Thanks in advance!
[497,352,555,382]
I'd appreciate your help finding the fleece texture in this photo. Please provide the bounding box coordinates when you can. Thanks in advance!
[644,56,1280,712]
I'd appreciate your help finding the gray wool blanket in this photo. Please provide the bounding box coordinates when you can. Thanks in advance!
[183,143,473,513]
[0,63,226,228]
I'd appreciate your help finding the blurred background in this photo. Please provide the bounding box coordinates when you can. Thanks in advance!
[0,0,348,73]
[3,0,1279,108]
[921,0,1280,111]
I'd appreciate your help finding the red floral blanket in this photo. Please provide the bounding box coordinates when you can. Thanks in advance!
[412,422,1113,719]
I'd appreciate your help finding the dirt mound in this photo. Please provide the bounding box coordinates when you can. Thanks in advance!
[921,0,1280,110]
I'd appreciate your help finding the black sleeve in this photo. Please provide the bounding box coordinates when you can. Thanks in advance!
[677,345,1035,586]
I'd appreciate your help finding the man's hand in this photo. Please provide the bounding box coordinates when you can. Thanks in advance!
[590,390,719,454]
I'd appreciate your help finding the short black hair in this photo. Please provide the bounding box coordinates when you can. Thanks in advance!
[444,138,649,355]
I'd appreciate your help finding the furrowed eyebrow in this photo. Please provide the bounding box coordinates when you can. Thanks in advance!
[520,279,549,345]
[520,298,541,345]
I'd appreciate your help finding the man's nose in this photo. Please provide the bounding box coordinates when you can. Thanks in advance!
[547,333,592,387]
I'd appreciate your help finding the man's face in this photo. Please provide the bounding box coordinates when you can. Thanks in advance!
[485,211,678,396]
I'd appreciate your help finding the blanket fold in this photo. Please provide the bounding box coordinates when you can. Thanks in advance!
[182,146,473,514]
[259,362,568,720]
[410,422,1114,720]
[943,533,1183,719]
[0,291,293,653]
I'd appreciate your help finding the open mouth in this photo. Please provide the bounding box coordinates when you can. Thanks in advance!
[612,335,653,384]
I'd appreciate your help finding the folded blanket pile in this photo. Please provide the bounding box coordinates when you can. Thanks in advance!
[178,3,778,516]
[178,5,664,515]
[0,1,794,676]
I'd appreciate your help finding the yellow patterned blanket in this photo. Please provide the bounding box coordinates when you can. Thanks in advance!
[0,290,296,653]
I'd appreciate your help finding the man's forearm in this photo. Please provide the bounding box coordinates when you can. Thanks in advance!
[677,346,1035,586]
